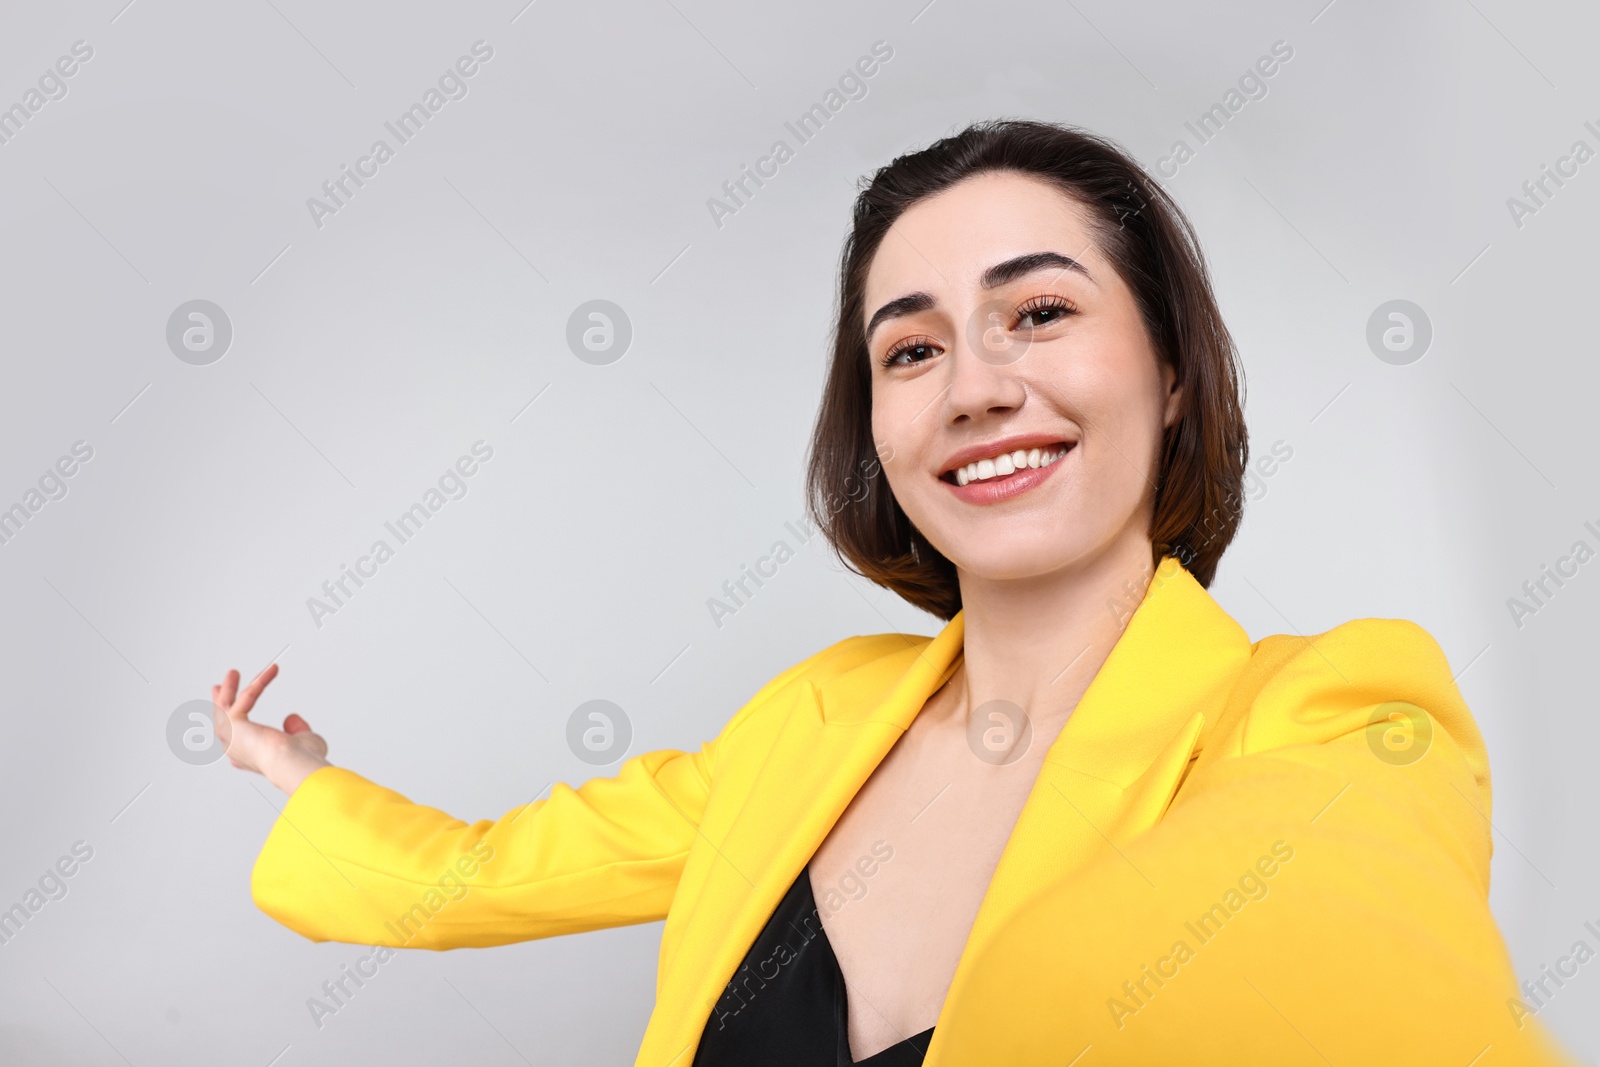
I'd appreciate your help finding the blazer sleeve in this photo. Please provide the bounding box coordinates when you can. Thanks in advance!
[250,646,833,951]
[933,619,1578,1066]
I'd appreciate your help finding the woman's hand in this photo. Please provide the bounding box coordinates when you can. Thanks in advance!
[212,664,331,795]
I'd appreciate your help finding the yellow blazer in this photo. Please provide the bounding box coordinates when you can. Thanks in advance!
[252,556,1575,1065]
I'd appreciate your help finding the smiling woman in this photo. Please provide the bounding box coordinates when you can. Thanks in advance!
[809,140,1247,628]
[224,119,1575,1067]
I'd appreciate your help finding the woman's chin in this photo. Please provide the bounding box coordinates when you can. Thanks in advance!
[942,543,1096,586]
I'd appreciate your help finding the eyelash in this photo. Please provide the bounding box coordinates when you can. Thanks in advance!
[1016,294,1078,325]
[879,294,1079,367]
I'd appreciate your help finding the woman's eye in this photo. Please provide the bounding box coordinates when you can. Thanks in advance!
[1023,306,1067,327]
[884,341,939,367]
[1018,300,1076,329]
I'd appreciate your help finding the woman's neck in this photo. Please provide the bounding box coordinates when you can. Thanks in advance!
[951,536,1162,736]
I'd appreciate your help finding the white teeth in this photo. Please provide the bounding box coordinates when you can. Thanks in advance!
[953,444,1070,485]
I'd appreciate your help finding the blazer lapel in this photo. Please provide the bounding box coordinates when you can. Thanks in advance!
[654,557,1251,1064]
[655,625,965,1063]
[929,558,1253,1059]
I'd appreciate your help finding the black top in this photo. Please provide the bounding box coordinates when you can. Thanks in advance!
[692,864,936,1066]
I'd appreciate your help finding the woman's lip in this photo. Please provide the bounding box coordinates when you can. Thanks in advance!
[939,436,1073,478]
[941,445,1071,505]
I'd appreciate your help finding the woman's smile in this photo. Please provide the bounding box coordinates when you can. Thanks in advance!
[937,434,1076,505]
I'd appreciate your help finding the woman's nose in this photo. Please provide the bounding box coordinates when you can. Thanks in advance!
[942,303,1030,421]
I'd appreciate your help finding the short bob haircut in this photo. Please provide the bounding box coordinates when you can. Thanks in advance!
[805,119,1249,621]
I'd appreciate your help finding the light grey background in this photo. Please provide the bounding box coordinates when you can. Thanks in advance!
[1,0,1595,1063]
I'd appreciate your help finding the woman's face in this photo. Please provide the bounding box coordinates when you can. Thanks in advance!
[864,170,1181,585]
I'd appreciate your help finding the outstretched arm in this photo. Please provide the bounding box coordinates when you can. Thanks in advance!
[931,621,1577,1065]
[248,751,713,950]
[215,663,717,950]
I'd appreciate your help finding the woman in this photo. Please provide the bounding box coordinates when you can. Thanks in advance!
[221,121,1572,1065]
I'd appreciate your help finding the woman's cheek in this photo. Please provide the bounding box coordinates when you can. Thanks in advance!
[871,407,916,473]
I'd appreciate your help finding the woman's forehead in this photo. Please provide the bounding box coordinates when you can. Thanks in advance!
[863,174,1105,306]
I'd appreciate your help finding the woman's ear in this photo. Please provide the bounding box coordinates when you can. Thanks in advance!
[1161,362,1184,429]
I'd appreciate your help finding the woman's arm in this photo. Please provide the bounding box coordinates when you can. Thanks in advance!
[214,662,716,950]
[931,620,1577,1065]
[248,751,713,950]
[219,640,845,953]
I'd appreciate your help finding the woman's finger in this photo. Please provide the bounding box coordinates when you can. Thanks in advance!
[219,669,240,709]
[231,663,279,718]
[213,699,234,743]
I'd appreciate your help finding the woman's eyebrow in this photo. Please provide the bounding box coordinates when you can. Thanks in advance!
[865,292,935,343]
[981,251,1095,289]
[865,251,1096,343]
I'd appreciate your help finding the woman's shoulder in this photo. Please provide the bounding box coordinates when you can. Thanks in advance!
[710,631,932,742]
[1173,614,1498,891]
[1225,615,1476,752]
[1191,613,1493,831]
[1245,614,1453,683]
[757,631,931,695]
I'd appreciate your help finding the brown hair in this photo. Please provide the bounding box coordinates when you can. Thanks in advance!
[805,119,1249,621]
